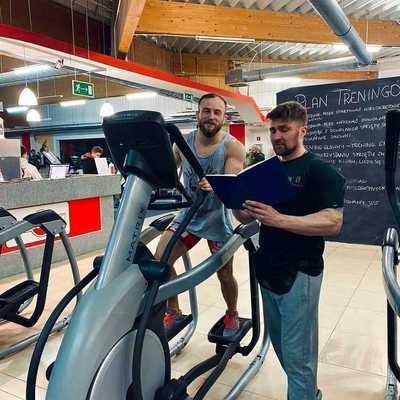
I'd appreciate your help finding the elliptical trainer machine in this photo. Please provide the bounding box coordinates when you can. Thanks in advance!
[0,208,81,359]
[381,109,400,400]
[27,111,269,400]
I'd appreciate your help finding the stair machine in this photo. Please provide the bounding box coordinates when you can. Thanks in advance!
[0,207,81,359]
[381,109,400,400]
[26,111,270,400]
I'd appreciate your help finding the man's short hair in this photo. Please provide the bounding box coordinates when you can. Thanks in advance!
[91,146,103,154]
[267,101,308,126]
[198,93,227,112]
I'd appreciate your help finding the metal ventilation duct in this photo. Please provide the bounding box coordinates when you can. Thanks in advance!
[308,0,372,66]
[225,57,360,85]
[225,0,373,86]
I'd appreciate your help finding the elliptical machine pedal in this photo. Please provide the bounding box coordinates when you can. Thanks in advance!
[165,314,193,342]
[208,317,252,346]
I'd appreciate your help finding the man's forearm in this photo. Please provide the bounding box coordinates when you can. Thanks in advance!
[275,209,343,237]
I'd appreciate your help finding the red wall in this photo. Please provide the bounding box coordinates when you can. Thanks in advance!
[21,133,31,154]
[229,123,245,145]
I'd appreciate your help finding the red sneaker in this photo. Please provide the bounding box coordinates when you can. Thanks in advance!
[223,310,240,337]
[163,308,183,330]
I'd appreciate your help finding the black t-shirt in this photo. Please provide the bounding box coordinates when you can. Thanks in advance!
[258,151,345,277]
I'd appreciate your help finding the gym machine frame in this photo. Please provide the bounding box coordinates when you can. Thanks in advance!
[26,111,269,400]
[382,109,400,400]
[0,208,81,359]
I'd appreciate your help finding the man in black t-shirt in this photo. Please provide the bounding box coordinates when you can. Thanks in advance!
[81,146,104,174]
[235,101,345,400]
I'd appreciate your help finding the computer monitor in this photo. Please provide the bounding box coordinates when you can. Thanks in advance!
[0,157,21,180]
[82,158,97,174]
[0,138,21,181]
[49,164,69,179]
[94,157,109,175]
[42,151,61,165]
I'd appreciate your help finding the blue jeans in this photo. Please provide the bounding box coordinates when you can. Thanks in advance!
[261,271,323,400]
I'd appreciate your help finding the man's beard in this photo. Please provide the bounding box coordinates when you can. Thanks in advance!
[272,142,297,157]
[198,120,223,137]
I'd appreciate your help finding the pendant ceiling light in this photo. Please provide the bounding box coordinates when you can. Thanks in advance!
[18,87,38,106]
[100,69,114,118]
[26,109,41,122]
[99,102,114,118]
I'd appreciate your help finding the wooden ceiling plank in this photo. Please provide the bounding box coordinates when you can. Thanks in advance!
[117,0,147,54]
[137,0,400,47]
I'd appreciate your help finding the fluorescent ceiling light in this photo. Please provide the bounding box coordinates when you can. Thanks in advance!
[60,100,87,107]
[126,91,157,100]
[333,44,349,51]
[367,45,382,53]
[14,64,51,75]
[26,109,41,122]
[99,102,115,117]
[263,77,302,83]
[196,35,255,44]
[7,106,28,113]
[18,87,38,106]
[333,43,382,53]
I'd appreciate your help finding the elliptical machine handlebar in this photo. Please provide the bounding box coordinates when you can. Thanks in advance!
[0,210,67,243]
[383,228,400,315]
[386,110,400,173]
[385,110,400,226]
[166,123,205,180]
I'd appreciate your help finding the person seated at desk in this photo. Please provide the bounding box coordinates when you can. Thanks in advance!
[81,145,103,174]
[20,145,42,180]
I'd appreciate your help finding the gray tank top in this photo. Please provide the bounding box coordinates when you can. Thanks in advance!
[174,130,234,242]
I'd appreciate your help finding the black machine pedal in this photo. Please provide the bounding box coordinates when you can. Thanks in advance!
[0,280,39,318]
[165,314,193,341]
[208,317,252,346]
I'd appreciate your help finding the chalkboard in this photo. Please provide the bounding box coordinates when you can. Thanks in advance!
[277,77,400,245]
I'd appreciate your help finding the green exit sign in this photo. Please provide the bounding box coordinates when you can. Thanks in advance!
[72,80,95,98]
[184,93,193,102]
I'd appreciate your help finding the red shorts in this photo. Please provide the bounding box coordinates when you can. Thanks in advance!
[168,221,225,253]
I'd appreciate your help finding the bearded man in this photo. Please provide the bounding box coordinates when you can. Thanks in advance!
[155,93,246,337]
[235,101,345,400]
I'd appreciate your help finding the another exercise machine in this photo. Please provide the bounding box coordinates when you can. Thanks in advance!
[0,208,81,359]
[27,111,269,400]
[381,109,400,400]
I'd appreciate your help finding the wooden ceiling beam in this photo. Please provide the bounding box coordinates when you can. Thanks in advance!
[137,0,400,47]
[117,0,147,55]
[301,71,377,80]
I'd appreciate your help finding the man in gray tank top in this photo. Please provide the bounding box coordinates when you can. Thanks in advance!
[155,93,245,336]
